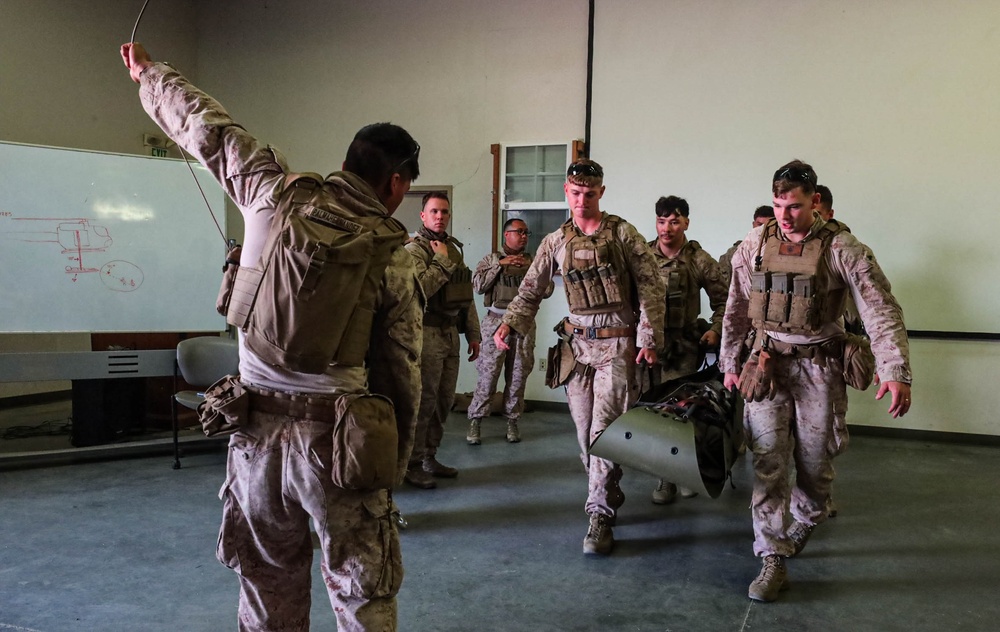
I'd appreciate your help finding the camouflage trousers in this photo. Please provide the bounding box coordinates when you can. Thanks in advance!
[744,354,847,557]
[410,324,460,464]
[565,334,638,520]
[219,407,402,632]
[468,311,535,421]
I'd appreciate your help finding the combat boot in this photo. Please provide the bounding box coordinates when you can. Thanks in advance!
[787,521,815,557]
[423,456,458,478]
[679,486,698,499]
[403,465,436,489]
[506,419,521,443]
[748,555,788,602]
[582,513,614,555]
[651,480,677,505]
[467,419,481,445]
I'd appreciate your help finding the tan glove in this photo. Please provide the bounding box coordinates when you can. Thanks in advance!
[737,349,776,402]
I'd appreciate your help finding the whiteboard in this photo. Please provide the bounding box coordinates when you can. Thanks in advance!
[0,141,228,333]
[590,0,1000,334]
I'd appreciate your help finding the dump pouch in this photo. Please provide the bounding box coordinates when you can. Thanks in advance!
[842,332,876,391]
[198,374,248,437]
[330,393,399,491]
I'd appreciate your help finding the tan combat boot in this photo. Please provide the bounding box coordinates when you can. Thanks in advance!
[506,419,521,443]
[582,513,614,556]
[748,555,788,602]
[787,521,816,557]
[467,419,481,445]
[651,480,677,505]
[423,456,458,478]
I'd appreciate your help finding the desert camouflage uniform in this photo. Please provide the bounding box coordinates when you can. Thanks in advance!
[406,235,481,464]
[467,251,548,421]
[139,62,422,631]
[644,238,728,388]
[502,213,664,520]
[719,216,910,558]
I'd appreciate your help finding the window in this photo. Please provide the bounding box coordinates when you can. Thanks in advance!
[493,142,582,255]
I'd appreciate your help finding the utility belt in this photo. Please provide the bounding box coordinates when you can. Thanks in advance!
[562,321,635,340]
[424,312,459,328]
[245,384,340,422]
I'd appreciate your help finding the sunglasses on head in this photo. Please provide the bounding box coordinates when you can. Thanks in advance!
[392,142,420,175]
[567,162,603,179]
[772,165,817,188]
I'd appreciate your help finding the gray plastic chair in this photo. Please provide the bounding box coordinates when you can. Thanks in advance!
[171,336,240,469]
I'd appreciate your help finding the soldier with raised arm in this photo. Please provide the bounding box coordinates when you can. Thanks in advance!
[122,43,423,631]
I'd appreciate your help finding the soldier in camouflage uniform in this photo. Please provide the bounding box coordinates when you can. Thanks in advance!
[719,205,774,288]
[493,159,664,556]
[720,160,912,603]
[467,218,550,445]
[123,44,423,631]
[644,195,729,505]
[405,193,481,488]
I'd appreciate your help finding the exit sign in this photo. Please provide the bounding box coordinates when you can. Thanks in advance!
[151,147,168,158]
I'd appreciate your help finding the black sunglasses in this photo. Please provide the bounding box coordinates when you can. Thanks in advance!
[567,162,603,179]
[392,142,420,175]
[772,165,817,188]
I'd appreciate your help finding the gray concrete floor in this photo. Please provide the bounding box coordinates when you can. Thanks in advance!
[1,408,999,631]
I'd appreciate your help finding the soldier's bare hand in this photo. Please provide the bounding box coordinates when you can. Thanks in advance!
[430,240,449,257]
[876,380,911,418]
[636,347,657,365]
[500,255,527,266]
[120,42,153,83]
[723,372,740,392]
[700,330,720,348]
[468,340,480,362]
[493,324,512,351]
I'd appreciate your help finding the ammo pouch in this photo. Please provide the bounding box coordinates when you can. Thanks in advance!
[440,265,474,309]
[198,374,248,438]
[330,393,398,491]
[843,332,876,391]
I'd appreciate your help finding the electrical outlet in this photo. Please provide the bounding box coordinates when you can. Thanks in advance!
[539,357,546,370]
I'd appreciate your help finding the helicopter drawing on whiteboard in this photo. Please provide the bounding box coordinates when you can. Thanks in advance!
[1,215,144,291]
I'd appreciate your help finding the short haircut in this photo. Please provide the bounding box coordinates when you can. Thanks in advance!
[654,195,689,218]
[503,217,526,232]
[421,191,449,209]
[566,158,604,187]
[753,205,775,220]
[772,159,817,196]
[344,122,420,193]
[816,184,833,209]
